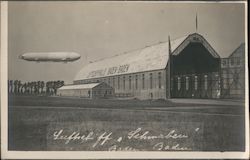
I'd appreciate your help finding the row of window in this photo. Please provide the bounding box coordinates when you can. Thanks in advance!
[77,72,163,90]
[221,57,241,67]
[176,75,208,91]
[112,72,162,90]
[92,90,113,95]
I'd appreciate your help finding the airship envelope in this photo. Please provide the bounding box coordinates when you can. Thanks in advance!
[19,52,81,62]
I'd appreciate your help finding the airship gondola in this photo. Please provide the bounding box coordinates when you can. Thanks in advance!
[19,52,81,62]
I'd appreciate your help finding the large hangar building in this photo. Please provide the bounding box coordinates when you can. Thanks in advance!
[72,33,223,99]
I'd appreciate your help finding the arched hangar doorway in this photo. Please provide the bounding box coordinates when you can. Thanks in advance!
[170,34,221,98]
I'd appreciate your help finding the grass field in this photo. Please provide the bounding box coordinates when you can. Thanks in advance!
[8,95,245,151]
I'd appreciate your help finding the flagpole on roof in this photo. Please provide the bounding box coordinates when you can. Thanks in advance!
[168,35,172,98]
[196,13,198,33]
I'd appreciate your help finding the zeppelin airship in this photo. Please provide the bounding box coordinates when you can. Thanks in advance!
[19,52,81,62]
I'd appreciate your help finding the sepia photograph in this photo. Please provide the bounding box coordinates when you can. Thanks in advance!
[1,1,248,159]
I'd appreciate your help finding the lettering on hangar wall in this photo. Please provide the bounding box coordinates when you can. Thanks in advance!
[87,64,130,78]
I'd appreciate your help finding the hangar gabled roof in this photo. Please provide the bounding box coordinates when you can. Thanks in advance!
[58,83,101,90]
[74,33,219,81]
[228,43,245,58]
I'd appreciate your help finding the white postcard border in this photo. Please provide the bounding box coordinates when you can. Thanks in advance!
[1,1,249,159]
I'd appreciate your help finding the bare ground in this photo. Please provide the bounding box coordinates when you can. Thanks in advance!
[8,95,245,151]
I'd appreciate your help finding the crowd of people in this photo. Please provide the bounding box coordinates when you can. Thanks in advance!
[8,80,64,96]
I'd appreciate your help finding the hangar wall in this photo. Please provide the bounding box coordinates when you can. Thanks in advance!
[74,69,169,99]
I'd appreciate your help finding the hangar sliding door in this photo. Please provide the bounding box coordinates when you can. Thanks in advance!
[172,72,220,98]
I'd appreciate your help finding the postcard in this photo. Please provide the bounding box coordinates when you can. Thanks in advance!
[1,1,248,159]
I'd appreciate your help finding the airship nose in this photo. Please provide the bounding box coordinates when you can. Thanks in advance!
[73,53,81,59]
[76,55,81,59]
[18,55,24,59]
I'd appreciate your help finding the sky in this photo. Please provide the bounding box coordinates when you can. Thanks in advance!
[8,1,246,84]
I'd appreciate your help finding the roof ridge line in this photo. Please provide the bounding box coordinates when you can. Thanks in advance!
[90,33,191,63]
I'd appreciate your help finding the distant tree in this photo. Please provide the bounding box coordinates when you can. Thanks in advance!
[27,82,30,94]
[8,80,10,93]
[29,82,32,94]
[17,80,22,94]
[52,80,59,95]
[28,82,31,94]
[20,82,23,94]
[30,82,34,94]
[36,81,40,94]
[14,80,18,94]
[43,80,64,96]
[22,83,27,94]
[36,81,39,94]
[46,81,50,95]
[60,80,64,87]
[9,80,13,93]
[30,82,33,94]
[41,81,45,94]
[49,81,53,95]
[51,81,56,95]
[33,81,37,94]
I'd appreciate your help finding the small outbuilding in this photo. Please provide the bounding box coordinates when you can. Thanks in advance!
[57,82,114,98]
